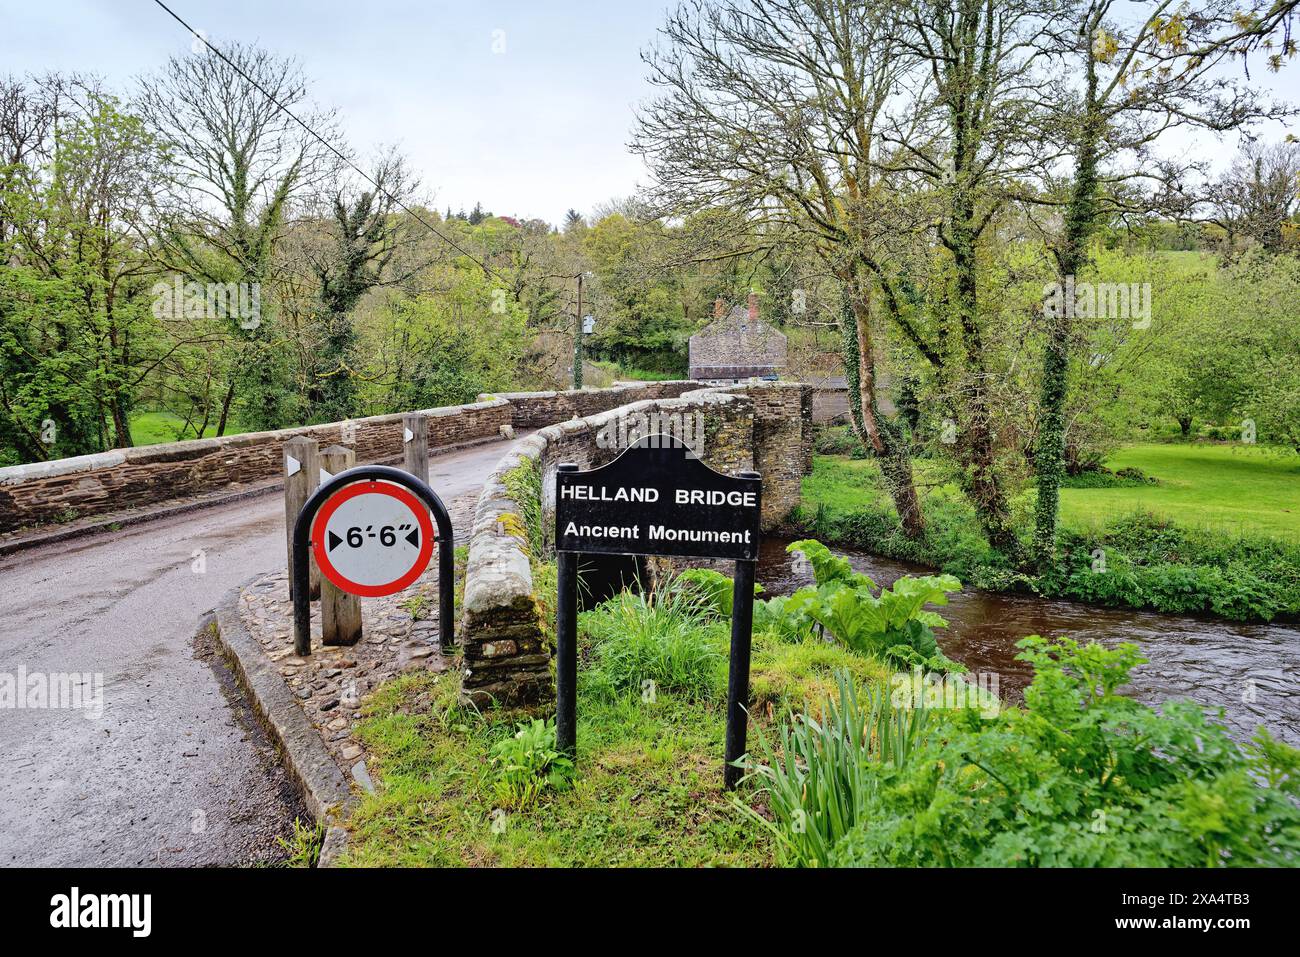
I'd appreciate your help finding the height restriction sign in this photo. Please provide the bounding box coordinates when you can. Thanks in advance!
[310,480,434,597]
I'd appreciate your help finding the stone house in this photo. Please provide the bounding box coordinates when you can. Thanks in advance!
[688,293,787,383]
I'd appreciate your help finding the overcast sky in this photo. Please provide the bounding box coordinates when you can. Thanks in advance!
[3,0,1296,226]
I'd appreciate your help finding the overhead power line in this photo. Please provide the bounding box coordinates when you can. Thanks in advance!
[150,0,509,285]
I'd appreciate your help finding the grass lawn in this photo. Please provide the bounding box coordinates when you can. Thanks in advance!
[339,631,891,867]
[1060,443,1300,542]
[803,440,1300,542]
[129,410,248,446]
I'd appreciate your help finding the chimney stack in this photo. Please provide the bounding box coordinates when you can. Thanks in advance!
[714,297,725,319]
[747,291,759,321]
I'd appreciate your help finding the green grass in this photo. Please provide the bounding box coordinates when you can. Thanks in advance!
[1059,443,1300,542]
[803,440,1300,542]
[129,410,249,446]
[338,628,892,867]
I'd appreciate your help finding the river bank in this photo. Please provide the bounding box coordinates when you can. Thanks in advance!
[757,536,1300,746]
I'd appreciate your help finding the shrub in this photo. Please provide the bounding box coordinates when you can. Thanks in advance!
[1060,466,1157,489]
[813,425,862,456]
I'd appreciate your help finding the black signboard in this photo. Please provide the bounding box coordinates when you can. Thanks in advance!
[556,436,762,562]
[553,434,761,789]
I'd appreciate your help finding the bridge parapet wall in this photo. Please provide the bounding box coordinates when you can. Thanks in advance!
[0,381,700,535]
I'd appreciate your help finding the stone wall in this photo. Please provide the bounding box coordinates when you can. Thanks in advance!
[0,381,697,535]
[460,381,812,709]
[488,381,698,431]
[0,400,512,533]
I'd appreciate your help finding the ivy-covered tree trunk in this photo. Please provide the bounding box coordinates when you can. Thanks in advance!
[948,190,1019,557]
[1032,94,1102,570]
[839,297,865,439]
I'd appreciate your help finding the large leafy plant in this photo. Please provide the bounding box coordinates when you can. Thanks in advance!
[785,540,964,673]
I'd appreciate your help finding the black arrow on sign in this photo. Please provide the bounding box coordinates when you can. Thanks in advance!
[328,530,343,552]
[405,528,419,548]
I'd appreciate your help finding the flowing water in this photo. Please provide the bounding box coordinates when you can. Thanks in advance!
[756,537,1300,745]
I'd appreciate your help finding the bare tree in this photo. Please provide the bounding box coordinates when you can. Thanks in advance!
[1207,138,1300,254]
[634,0,927,536]
[137,41,343,431]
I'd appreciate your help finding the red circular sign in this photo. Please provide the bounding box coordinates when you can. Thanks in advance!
[311,481,435,597]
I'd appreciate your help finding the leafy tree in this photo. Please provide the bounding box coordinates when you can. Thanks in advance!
[634,0,927,536]
[1030,0,1299,568]
[0,76,184,460]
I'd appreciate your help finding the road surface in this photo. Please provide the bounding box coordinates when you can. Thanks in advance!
[0,438,510,866]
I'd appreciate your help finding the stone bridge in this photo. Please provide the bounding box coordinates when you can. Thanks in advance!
[0,379,811,865]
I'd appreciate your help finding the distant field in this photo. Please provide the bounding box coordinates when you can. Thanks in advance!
[129,410,248,446]
[1060,443,1300,541]
[803,440,1300,542]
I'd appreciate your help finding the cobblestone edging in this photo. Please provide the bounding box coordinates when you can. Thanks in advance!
[211,491,477,866]
[460,381,812,709]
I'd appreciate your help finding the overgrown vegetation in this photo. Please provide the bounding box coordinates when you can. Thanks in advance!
[822,638,1300,867]
[275,818,325,868]
[341,560,975,866]
[344,563,1298,868]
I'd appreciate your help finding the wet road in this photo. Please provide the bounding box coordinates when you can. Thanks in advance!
[759,537,1300,745]
[0,438,511,866]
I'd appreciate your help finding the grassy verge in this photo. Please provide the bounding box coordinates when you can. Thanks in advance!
[798,444,1300,621]
[339,611,890,867]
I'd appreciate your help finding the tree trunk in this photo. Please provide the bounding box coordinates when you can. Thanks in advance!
[949,211,1019,557]
[215,379,237,437]
[110,400,133,450]
[841,278,924,539]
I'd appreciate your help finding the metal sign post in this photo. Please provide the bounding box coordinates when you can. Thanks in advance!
[554,435,761,788]
[292,465,455,657]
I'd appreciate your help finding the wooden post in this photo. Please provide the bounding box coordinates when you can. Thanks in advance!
[283,436,320,600]
[402,413,428,486]
[319,444,362,646]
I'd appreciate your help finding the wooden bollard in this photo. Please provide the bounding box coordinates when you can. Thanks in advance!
[319,444,363,646]
[283,436,321,600]
[403,413,428,485]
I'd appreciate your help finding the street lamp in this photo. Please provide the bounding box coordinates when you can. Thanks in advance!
[574,271,592,389]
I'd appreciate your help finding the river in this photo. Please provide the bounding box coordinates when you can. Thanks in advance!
[756,537,1300,745]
